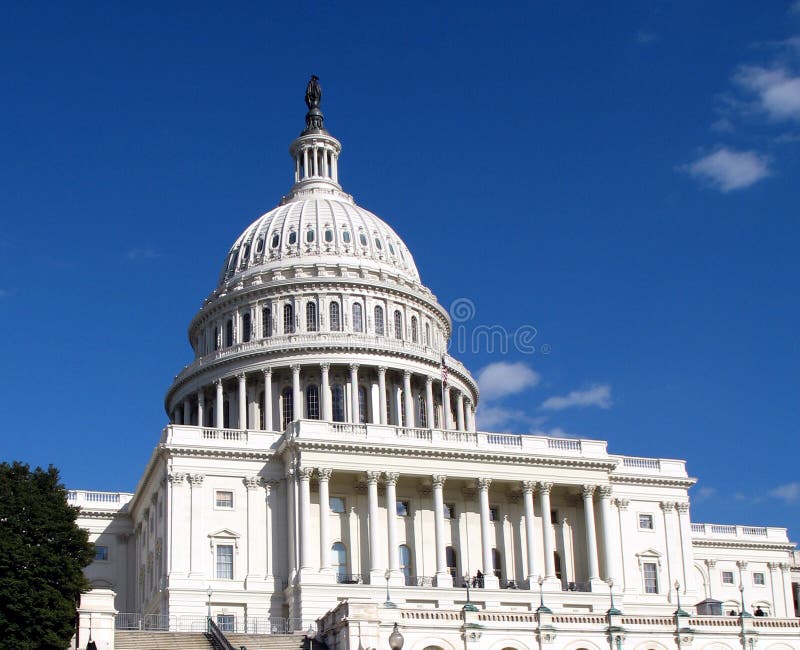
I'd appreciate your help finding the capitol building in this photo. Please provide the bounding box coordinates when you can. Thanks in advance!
[72,79,799,650]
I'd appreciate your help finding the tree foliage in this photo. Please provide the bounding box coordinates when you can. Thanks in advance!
[0,462,94,650]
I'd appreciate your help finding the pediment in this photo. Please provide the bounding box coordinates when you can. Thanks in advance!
[208,528,240,539]
[636,548,662,558]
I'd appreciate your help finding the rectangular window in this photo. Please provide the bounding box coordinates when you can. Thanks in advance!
[216,544,234,579]
[329,496,346,514]
[217,614,235,632]
[638,514,654,530]
[396,500,410,517]
[489,506,499,522]
[215,490,234,508]
[721,571,735,585]
[94,545,108,562]
[753,572,765,586]
[643,562,658,594]
[443,503,455,519]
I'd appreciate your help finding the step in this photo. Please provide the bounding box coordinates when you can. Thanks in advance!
[225,633,309,650]
[115,631,214,650]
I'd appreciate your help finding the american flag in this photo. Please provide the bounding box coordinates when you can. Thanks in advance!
[441,355,448,386]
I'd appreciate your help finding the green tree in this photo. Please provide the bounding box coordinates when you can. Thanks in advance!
[0,462,94,650]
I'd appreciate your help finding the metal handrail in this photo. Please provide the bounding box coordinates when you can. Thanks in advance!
[207,617,235,650]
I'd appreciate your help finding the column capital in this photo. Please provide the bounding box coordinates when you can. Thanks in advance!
[243,476,260,490]
[431,474,447,488]
[779,562,791,571]
[319,362,330,372]
[297,466,314,481]
[425,375,433,386]
[188,473,205,486]
[598,485,613,499]
[259,477,280,491]
[581,484,596,499]
[538,481,553,495]
[291,364,301,375]
[263,367,273,377]
[238,372,247,381]
[317,468,333,481]
[675,502,689,514]
[384,472,399,486]
[736,560,748,569]
[659,501,675,512]
[215,378,223,387]
[521,480,536,495]
[704,558,717,568]
[377,366,387,375]
[403,369,411,379]
[365,470,381,485]
[168,472,186,485]
[349,363,359,372]
[767,561,781,570]
[477,477,492,491]
[614,497,630,510]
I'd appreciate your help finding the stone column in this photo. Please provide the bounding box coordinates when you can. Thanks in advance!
[366,471,383,582]
[182,398,191,426]
[443,385,452,429]
[385,472,401,582]
[377,366,388,424]
[215,380,224,429]
[582,485,600,582]
[263,368,273,431]
[402,371,414,428]
[318,468,332,575]
[780,563,794,617]
[539,482,557,582]
[320,363,332,421]
[675,502,695,596]
[238,373,247,429]
[432,474,452,586]
[521,481,538,585]
[263,479,278,580]
[188,474,205,578]
[704,558,717,600]
[297,467,314,577]
[478,477,498,588]
[425,377,435,428]
[244,476,264,585]
[167,473,187,577]
[349,364,359,424]
[286,468,297,581]
[661,501,679,598]
[197,391,205,427]
[767,562,783,616]
[456,392,465,431]
[465,400,475,432]
[292,365,302,422]
[597,486,619,585]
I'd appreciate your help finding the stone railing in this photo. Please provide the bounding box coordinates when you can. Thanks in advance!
[613,455,687,478]
[691,523,788,542]
[162,424,280,450]
[67,490,134,510]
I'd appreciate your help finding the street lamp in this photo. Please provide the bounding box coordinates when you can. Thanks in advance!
[388,622,405,650]
[463,573,477,612]
[536,575,551,614]
[607,578,620,615]
[674,580,688,617]
[739,583,751,618]
[206,586,212,619]
[384,568,396,608]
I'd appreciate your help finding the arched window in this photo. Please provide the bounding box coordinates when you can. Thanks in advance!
[329,302,341,332]
[306,302,318,332]
[425,322,431,346]
[225,319,234,347]
[242,312,251,343]
[411,315,418,343]
[288,230,297,245]
[284,304,295,334]
[332,542,347,582]
[332,385,346,423]
[262,307,272,338]
[374,305,384,335]
[306,229,315,243]
[399,545,413,585]
[324,229,333,243]
[352,303,363,332]
[417,395,427,428]
[393,310,403,340]
[446,546,458,579]
[492,548,502,580]
[358,386,367,424]
[306,385,320,419]
[281,387,293,430]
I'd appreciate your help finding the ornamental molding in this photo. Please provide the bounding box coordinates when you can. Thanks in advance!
[691,539,795,552]
[317,467,333,481]
[610,474,697,489]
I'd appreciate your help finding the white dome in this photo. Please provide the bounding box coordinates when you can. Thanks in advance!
[218,194,421,287]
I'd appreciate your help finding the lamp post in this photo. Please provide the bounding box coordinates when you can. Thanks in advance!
[384,568,396,608]
[739,583,751,618]
[206,586,212,619]
[607,578,620,615]
[388,622,404,650]
[536,575,551,614]
[463,573,477,612]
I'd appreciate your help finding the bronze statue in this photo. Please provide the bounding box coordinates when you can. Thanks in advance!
[305,75,322,110]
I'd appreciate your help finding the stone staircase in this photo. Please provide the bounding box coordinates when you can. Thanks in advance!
[115,630,311,650]
[226,633,310,650]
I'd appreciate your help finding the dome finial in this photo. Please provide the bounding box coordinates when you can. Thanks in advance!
[303,75,326,134]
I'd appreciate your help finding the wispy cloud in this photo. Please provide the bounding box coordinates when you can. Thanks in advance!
[693,486,717,503]
[636,30,658,45]
[541,384,612,411]
[681,147,771,192]
[790,1,800,15]
[476,361,540,401]
[734,65,800,122]
[477,405,541,431]
[126,247,161,261]
[770,482,800,503]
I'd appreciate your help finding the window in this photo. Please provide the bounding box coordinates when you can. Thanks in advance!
[638,514,654,530]
[284,304,295,334]
[94,545,108,562]
[255,236,264,254]
[332,542,347,581]
[281,387,293,430]
[492,548,502,579]
[306,229,315,243]
[306,302,318,332]
[374,237,383,250]
[223,400,230,428]
[399,544,412,584]
[425,323,431,346]
[721,571,735,585]
[753,572,765,586]
[359,232,368,247]
[443,503,455,519]
[329,496,346,513]
[329,302,341,331]
[217,615,234,632]
[417,395,427,428]
[397,500,410,517]
[271,233,280,248]
[241,313,251,343]
[352,303,363,332]
[358,386,367,424]
[643,562,658,594]
[332,385,345,422]
[342,230,351,244]
[288,230,297,245]
[306,385,320,419]
[489,506,499,522]
[411,316,418,343]
[324,229,333,243]
[393,310,403,339]
[446,546,458,578]
[374,305,384,335]
[554,551,562,580]
[262,307,272,338]
[216,544,234,579]
[225,319,234,347]
[215,490,234,508]
[388,242,396,256]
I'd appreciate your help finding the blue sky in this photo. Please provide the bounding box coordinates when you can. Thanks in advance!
[1,2,798,540]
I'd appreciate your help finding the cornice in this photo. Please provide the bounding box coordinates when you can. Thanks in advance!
[610,474,697,489]
[691,539,795,552]
[78,509,132,520]
[163,445,275,462]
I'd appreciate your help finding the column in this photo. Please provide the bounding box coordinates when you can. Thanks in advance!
[286,468,297,581]
[215,380,224,429]
[167,473,187,577]
[349,364,359,424]
[182,398,191,425]
[737,560,750,611]
[320,363,332,421]
[675,502,696,595]
[521,481,538,585]
[425,377,435,428]
[318,469,332,574]
[393,384,403,426]
[297,467,313,576]
[303,149,308,179]
[264,479,278,580]
[597,486,619,585]
[263,368,273,431]
[402,371,414,428]
[582,485,600,582]
[456,392,465,431]
[704,559,717,600]
[366,471,383,582]
[292,364,302,422]
[767,562,783,617]
[616,498,636,593]
[188,474,204,578]
[238,373,247,429]
[385,473,401,582]
[478,477,498,588]
[661,501,679,598]
[432,475,452,586]
[780,563,794,617]
[465,400,476,432]
[443,385,452,429]
[539,482,557,582]
[377,366,388,424]
[197,390,205,427]
[244,476,264,584]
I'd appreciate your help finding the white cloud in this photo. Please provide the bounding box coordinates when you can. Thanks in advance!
[540,384,612,411]
[126,247,161,260]
[532,426,580,439]
[477,405,534,430]
[735,65,800,122]
[790,1,800,15]
[682,147,771,192]
[636,30,658,45]
[770,482,800,503]
[693,486,717,502]
[476,361,540,401]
